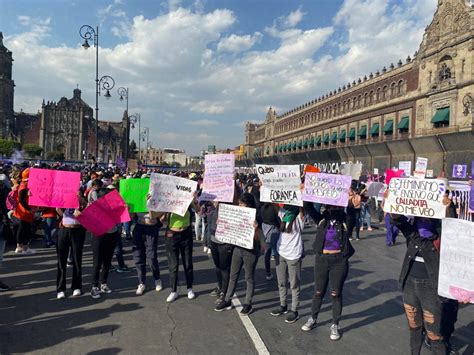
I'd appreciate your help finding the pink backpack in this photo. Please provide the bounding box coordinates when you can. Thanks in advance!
[6,189,18,211]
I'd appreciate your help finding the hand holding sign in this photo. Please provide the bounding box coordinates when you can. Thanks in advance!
[257,164,302,207]
[302,173,352,207]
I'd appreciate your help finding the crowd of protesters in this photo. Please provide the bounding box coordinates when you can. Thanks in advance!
[0,159,472,355]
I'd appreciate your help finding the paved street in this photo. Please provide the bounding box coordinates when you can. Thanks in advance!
[1,223,473,355]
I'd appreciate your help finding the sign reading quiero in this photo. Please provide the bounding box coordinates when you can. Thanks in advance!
[257,164,303,207]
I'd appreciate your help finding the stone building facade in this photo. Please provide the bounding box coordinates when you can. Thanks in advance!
[244,0,474,176]
[0,32,15,139]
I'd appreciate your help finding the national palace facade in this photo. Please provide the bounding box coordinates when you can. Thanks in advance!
[243,0,474,177]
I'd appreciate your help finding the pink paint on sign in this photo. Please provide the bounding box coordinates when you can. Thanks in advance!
[28,168,81,209]
[449,285,474,303]
[385,169,405,185]
[77,190,131,237]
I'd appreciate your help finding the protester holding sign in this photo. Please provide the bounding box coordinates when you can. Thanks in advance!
[164,191,200,303]
[55,192,88,299]
[270,205,304,324]
[215,193,265,315]
[13,168,36,255]
[301,205,354,341]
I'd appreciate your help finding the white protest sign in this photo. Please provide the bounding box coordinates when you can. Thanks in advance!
[147,173,197,216]
[367,182,385,197]
[383,178,446,219]
[373,168,379,175]
[215,204,256,249]
[201,154,235,202]
[438,218,474,303]
[426,169,434,178]
[341,162,362,180]
[413,157,428,179]
[302,173,352,207]
[257,165,303,207]
[398,161,412,176]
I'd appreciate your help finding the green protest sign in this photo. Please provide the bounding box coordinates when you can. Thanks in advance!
[119,178,150,213]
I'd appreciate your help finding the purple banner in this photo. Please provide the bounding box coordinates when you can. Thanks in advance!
[470,185,474,212]
[303,172,352,207]
[452,164,467,179]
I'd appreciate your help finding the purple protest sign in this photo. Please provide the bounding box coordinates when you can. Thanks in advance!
[452,164,467,179]
[470,184,474,212]
[303,172,352,207]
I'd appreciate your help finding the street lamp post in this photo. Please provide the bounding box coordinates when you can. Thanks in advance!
[141,127,149,165]
[117,87,129,159]
[129,113,141,160]
[79,25,116,161]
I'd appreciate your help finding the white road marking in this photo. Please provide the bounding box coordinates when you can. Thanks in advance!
[231,294,270,355]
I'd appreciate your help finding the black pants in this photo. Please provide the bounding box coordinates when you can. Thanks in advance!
[225,246,259,305]
[165,227,193,292]
[441,299,459,345]
[210,241,233,294]
[91,232,118,288]
[16,220,31,246]
[347,210,361,239]
[56,227,86,292]
[311,253,349,325]
[133,224,161,285]
[402,276,446,355]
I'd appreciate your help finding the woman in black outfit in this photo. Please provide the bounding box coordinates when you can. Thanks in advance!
[260,202,281,280]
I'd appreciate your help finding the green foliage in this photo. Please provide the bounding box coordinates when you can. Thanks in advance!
[0,139,21,157]
[23,144,43,158]
[46,151,65,161]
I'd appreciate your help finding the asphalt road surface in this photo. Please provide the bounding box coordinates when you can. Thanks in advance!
[1,223,473,355]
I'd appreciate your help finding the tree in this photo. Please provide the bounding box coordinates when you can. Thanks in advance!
[46,151,65,161]
[23,144,43,158]
[129,140,138,159]
[0,139,21,157]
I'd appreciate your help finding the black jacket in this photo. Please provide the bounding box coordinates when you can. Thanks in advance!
[391,215,441,291]
[312,219,355,259]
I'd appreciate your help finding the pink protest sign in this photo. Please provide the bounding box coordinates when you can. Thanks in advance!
[384,169,405,185]
[28,168,81,209]
[303,172,352,207]
[77,190,131,237]
[201,154,235,202]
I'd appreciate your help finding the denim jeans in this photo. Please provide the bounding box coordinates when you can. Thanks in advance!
[359,204,371,229]
[402,276,446,355]
[132,224,161,285]
[123,221,132,238]
[42,217,57,245]
[311,253,349,324]
[384,213,399,246]
[262,223,280,274]
[165,227,194,292]
[194,214,205,240]
[225,247,259,305]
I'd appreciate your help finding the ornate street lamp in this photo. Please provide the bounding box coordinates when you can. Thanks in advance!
[117,87,130,159]
[129,113,141,160]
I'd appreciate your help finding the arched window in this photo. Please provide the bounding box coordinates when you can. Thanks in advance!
[397,80,404,95]
[369,90,374,104]
[357,95,362,108]
[382,86,388,100]
[376,88,381,102]
[364,93,368,106]
[390,82,396,98]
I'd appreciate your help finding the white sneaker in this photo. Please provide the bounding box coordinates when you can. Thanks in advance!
[15,247,23,254]
[136,284,146,296]
[167,292,178,303]
[155,279,163,292]
[330,324,341,341]
[207,249,212,255]
[187,288,195,300]
[72,289,82,297]
[57,291,66,300]
[203,247,208,253]
[22,248,36,255]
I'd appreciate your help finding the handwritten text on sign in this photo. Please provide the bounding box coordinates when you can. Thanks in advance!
[383,178,446,219]
[147,173,197,216]
[438,218,474,303]
[77,190,131,237]
[303,173,352,207]
[28,168,80,209]
[201,154,235,202]
[257,165,303,207]
[215,204,256,250]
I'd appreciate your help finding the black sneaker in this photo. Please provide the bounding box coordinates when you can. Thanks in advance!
[214,300,232,312]
[210,287,221,297]
[240,304,253,316]
[215,292,225,305]
[109,265,117,272]
[90,287,101,299]
[0,281,10,292]
[116,266,131,273]
[270,305,288,316]
[285,311,299,324]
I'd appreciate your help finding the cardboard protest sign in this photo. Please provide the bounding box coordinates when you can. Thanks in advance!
[398,161,412,176]
[127,159,138,171]
[147,173,197,216]
[385,169,405,184]
[257,164,303,207]
[28,168,80,209]
[413,157,428,179]
[341,162,362,180]
[303,173,352,207]
[367,182,385,197]
[215,204,256,249]
[119,178,150,213]
[452,164,467,179]
[438,218,474,303]
[373,168,379,175]
[77,189,131,237]
[201,154,235,202]
[426,169,434,178]
[383,177,446,219]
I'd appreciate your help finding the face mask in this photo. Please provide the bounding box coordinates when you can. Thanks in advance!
[416,218,435,239]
